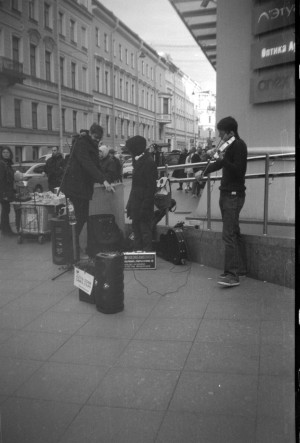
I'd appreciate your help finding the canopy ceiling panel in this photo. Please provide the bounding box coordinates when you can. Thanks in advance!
[169,0,217,70]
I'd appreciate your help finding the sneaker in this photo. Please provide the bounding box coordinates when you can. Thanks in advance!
[218,276,240,287]
[219,273,228,279]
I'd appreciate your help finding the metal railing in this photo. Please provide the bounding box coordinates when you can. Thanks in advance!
[157,152,295,235]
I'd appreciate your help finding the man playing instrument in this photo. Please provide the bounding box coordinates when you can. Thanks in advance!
[202,116,248,287]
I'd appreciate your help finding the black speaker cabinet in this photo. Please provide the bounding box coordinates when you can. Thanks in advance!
[51,217,75,265]
[94,252,124,314]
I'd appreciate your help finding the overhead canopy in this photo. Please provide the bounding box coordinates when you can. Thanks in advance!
[169,0,217,70]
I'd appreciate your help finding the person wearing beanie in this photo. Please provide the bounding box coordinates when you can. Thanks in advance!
[202,116,248,287]
[126,135,158,251]
[61,123,115,260]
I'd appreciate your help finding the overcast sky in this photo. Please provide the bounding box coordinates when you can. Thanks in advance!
[99,0,216,92]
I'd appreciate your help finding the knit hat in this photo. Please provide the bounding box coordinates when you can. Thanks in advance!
[98,145,110,158]
[125,136,147,157]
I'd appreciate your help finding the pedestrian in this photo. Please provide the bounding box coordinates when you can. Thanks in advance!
[0,146,19,236]
[151,144,165,177]
[61,123,115,259]
[184,147,196,192]
[172,146,188,190]
[191,146,202,198]
[201,116,248,287]
[98,145,121,184]
[126,135,158,251]
[44,146,65,192]
[108,148,123,182]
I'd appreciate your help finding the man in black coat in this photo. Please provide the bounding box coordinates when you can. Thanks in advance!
[126,136,158,251]
[44,147,65,192]
[61,123,115,258]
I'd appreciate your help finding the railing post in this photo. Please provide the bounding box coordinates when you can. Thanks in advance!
[164,164,169,226]
[207,175,211,230]
[263,154,270,235]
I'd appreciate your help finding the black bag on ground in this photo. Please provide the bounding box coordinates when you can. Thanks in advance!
[157,224,188,265]
[87,214,123,257]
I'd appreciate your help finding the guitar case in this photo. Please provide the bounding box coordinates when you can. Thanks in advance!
[158,226,188,265]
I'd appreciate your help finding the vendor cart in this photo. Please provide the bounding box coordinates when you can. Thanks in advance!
[12,192,65,244]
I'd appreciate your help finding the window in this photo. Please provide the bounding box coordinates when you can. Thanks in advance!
[12,36,20,62]
[127,120,130,137]
[71,62,76,89]
[44,2,51,28]
[47,105,52,130]
[133,121,136,136]
[131,84,135,104]
[45,50,51,81]
[15,146,22,163]
[104,71,109,95]
[58,12,65,36]
[62,108,65,132]
[115,117,118,137]
[14,99,21,128]
[106,115,110,136]
[83,112,88,129]
[59,57,64,85]
[119,78,123,100]
[104,33,108,52]
[163,98,169,114]
[125,81,129,102]
[32,146,39,161]
[121,119,124,138]
[97,112,101,125]
[96,67,100,92]
[95,27,100,47]
[151,67,153,80]
[11,0,20,12]
[125,49,128,65]
[82,66,87,92]
[29,0,36,20]
[81,27,87,49]
[72,110,77,133]
[142,61,144,75]
[32,102,38,129]
[113,40,116,57]
[70,19,76,43]
[119,44,122,61]
[131,53,134,69]
[30,44,36,76]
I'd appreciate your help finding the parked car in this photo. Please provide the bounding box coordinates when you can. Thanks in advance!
[122,158,133,178]
[13,162,49,193]
[37,152,68,163]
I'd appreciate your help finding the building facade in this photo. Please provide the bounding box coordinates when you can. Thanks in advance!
[0,0,213,161]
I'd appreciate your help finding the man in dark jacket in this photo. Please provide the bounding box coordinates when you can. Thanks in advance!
[61,123,114,259]
[202,116,247,287]
[44,147,65,192]
[126,136,158,251]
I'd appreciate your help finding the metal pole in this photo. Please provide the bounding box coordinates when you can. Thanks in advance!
[263,154,270,235]
[207,175,211,230]
[56,0,63,151]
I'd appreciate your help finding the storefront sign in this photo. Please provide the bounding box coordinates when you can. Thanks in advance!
[251,30,295,69]
[250,65,295,104]
[253,0,295,35]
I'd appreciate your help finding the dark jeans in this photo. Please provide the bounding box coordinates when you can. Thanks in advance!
[69,196,89,252]
[0,200,11,232]
[219,191,247,279]
[132,218,153,251]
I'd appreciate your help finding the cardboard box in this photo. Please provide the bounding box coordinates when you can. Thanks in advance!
[124,252,156,270]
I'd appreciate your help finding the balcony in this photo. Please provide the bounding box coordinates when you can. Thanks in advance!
[0,56,26,88]
[157,113,172,124]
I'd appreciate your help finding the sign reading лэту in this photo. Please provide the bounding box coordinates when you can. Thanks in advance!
[253,0,295,35]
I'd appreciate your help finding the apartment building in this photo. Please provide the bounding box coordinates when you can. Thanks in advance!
[0,0,209,160]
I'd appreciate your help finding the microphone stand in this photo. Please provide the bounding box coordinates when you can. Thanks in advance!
[52,136,80,281]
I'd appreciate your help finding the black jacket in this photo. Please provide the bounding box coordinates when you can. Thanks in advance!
[204,138,248,192]
[172,151,188,178]
[44,153,65,189]
[61,134,107,200]
[0,159,15,201]
[126,152,158,221]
